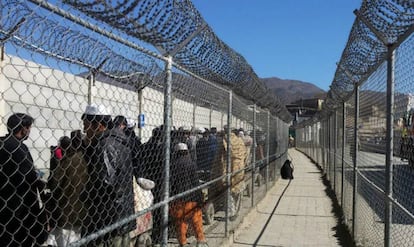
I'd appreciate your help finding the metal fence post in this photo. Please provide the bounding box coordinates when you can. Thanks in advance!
[317,123,319,164]
[332,115,335,181]
[265,110,270,191]
[209,104,213,129]
[317,123,319,162]
[162,55,173,245]
[327,120,330,172]
[138,89,143,140]
[326,118,329,179]
[312,124,315,160]
[328,117,331,180]
[317,123,320,163]
[324,121,326,171]
[384,44,395,247]
[319,123,321,162]
[352,83,359,240]
[333,110,337,192]
[192,95,196,129]
[225,90,232,237]
[87,73,94,105]
[341,102,346,207]
[321,121,326,171]
[1,44,4,61]
[273,116,278,180]
[251,104,257,208]
[321,120,326,170]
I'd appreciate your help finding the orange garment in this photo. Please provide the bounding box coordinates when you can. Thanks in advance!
[169,201,206,245]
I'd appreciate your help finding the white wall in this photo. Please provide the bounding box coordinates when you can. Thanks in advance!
[1,54,247,172]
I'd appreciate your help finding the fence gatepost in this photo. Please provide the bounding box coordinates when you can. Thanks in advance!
[162,55,173,245]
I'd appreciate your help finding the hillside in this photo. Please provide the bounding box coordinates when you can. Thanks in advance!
[261,77,326,104]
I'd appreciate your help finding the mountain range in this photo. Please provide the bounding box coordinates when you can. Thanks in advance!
[261,77,326,105]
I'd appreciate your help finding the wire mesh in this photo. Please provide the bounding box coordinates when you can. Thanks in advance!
[0,1,290,246]
[391,201,414,247]
[341,95,356,235]
[355,173,385,247]
[354,62,387,245]
[295,2,414,246]
[391,29,414,246]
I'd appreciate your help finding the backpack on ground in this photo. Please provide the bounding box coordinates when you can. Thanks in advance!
[281,159,294,180]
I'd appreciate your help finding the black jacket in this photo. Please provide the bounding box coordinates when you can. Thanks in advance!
[196,136,212,171]
[82,128,135,242]
[170,153,202,203]
[139,136,165,202]
[0,134,48,246]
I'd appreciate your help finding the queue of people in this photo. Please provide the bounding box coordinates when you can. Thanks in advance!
[0,106,265,247]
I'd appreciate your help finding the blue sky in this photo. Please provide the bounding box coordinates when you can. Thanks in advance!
[191,0,362,91]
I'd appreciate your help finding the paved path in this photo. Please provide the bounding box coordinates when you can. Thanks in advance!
[229,149,350,247]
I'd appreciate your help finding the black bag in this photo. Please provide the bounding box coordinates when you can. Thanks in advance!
[281,159,294,180]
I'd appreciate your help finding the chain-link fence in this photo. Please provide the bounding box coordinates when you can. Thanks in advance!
[295,1,414,247]
[0,1,290,246]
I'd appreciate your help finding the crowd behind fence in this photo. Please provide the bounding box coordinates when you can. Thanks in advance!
[0,1,290,246]
[295,1,414,247]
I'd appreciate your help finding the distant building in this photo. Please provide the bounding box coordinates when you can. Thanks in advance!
[286,98,324,126]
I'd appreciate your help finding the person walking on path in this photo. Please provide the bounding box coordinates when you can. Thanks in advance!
[230,149,353,247]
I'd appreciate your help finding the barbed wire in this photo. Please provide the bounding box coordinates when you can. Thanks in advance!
[0,0,293,121]
[59,0,292,121]
[1,1,160,87]
[302,0,414,125]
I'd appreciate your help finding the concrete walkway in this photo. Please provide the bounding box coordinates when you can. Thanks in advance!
[229,148,353,247]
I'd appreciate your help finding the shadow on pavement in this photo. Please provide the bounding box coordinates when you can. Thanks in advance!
[317,165,356,247]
